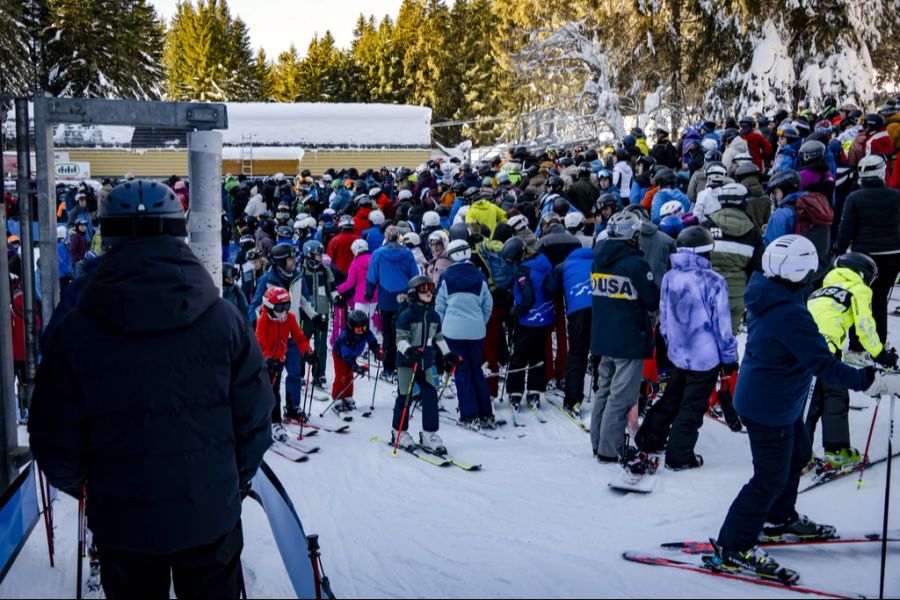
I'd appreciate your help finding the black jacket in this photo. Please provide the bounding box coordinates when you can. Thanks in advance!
[650,139,679,169]
[29,237,273,553]
[568,177,599,216]
[590,239,659,359]
[539,223,582,266]
[835,180,900,255]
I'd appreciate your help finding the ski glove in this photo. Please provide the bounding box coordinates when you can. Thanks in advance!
[313,313,329,330]
[874,348,898,369]
[353,364,368,376]
[333,294,346,308]
[444,352,463,367]
[265,358,283,372]
[373,347,385,361]
[403,346,424,361]
[303,349,317,366]
[865,368,900,397]
[721,362,738,376]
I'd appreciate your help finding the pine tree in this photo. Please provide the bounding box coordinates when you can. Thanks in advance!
[270,44,302,102]
[297,31,342,102]
[252,47,275,101]
[0,0,37,96]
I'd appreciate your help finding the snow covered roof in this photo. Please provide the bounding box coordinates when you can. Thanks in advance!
[4,102,432,149]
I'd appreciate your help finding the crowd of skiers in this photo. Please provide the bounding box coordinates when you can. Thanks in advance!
[8,95,900,587]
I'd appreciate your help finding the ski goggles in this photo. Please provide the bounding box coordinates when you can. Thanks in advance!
[416,282,436,295]
[272,302,290,313]
[351,324,368,335]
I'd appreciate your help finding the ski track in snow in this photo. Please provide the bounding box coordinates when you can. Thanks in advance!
[2,325,900,598]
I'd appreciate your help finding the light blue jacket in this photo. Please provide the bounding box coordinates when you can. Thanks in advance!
[435,261,493,340]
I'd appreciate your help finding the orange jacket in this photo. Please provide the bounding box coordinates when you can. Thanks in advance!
[255,310,310,362]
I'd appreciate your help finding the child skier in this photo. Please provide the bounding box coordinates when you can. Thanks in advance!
[299,239,340,388]
[710,235,891,581]
[332,309,383,413]
[628,226,738,473]
[391,275,461,454]
[255,287,314,443]
[805,251,897,468]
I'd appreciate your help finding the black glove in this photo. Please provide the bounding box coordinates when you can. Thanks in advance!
[874,348,898,369]
[721,362,738,376]
[353,364,367,376]
[372,346,384,361]
[334,294,347,308]
[314,313,328,331]
[303,349,317,366]
[364,293,374,302]
[404,346,423,361]
[445,352,463,367]
[265,358,283,372]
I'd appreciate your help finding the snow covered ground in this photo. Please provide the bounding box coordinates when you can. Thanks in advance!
[2,323,899,598]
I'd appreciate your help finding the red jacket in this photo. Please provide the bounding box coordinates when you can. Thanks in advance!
[740,130,773,171]
[326,231,359,274]
[10,288,40,362]
[255,310,310,362]
[890,153,900,190]
[353,206,373,236]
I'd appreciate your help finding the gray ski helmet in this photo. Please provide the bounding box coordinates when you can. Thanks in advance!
[717,183,749,207]
[766,169,800,195]
[606,211,642,240]
[303,239,325,259]
[449,221,471,242]
[406,274,435,300]
[100,179,185,245]
[734,162,761,181]
[798,140,826,167]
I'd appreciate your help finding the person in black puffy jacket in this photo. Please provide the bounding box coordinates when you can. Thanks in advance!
[29,180,273,599]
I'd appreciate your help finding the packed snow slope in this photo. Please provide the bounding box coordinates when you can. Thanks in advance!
[2,320,899,598]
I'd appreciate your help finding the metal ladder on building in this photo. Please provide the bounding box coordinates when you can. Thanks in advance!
[240,134,253,177]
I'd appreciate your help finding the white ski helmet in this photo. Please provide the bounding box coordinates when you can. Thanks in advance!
[858,154,887,182]
[57,225,68,239]
[428,230,449,248]
[659,200,684,218]
[564,211,585,231]
[303,216,318,230]
[398,189,413,202]
[351,238,369,256]
[447,239,472,262]
[705,162,727,186]
[402,232,421,248]
[762,235,818,283]
[368,210,385,225]
[422,211,441,228]
[507,214,529,232]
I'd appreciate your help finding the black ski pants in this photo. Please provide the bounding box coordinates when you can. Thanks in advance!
[393,364,439,433]
[635,366,719,466]
[98,521,244,599]
[563,309,591,408]
[849,252,900,352]
[805,377,852,452]
[506,325,550,397]
[379,309,398,374]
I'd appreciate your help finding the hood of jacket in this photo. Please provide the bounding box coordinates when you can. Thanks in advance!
[78,236,219,334]
[640,220,660,236]
[728,136,749,153]
[744,270,801,318]
[708,206,755,237]
[669,248,712,271]
[822,266,865,289]
[741,175,766,197]
[594,238,642,269]
[379,242,413,263]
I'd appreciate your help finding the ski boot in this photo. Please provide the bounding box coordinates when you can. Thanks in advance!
[419,431,447,455]
[272,423,289,443]
[480,415,497,430]
[314,375,328,389]
[391,429,415,450]
[708,540,798,583]
[665,453,704,471]
[625,450,661,476]
[509,393,523,412]
[526,391,541,409]
[457,416,480,431]
[284,404,306,424]
[761,514,836,542]
[563,402,582,419]
[379,370,397,384]
[822,447,862,472]
[344,398,357,411]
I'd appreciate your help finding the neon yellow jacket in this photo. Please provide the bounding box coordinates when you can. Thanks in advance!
[465,199,507,237]
[636,138,650,156]
[807,267,883,357]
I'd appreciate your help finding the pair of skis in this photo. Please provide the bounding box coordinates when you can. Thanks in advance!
[370,436,481,471]
[799,450,900,493]
[625,532,899,598]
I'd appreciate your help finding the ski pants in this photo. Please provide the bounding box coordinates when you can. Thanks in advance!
[98,521,244,599]
[805,377,851,452]
[268,360,285,423]
[379,309,398,374]
[634,366,720,466]
[393,364,439,433]
[446,337,492,419]
[506,325,550,397]
[545,301,568,383]
[717,416,812,551]
[483,305,507,397]
[563,308,591,408]
[590,356,644,459]
[332,351,355,400]
[283,339,302,410]
[850,252,900,352]
[301,318,328,380]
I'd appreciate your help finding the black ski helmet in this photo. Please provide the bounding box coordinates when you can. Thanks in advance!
[223,262,238,284]
[270,242,298,268]
[676,226,715,256]
[551,197,570,217]
[99,179,185,247]
[449,222,471,242]
[766,169,800,196]
[547,176,565,192]
[500,236,526,264]
[406,274,435,301]
[347,309,370,334]
[834,252,878,285]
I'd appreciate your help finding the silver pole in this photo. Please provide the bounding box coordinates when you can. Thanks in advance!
[0,123,17,488]
[33,96,58,327]
[14,99,36,421]
[187,130,223,293]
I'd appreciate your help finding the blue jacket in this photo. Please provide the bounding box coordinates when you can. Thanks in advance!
[512,252,555,327]
[330,187,352,212]
[660,250,737,371]
[366,242,420,311]
[547,247,593,315]
[58,241,73,279]
[734,272,873,426]
[248,266,306,322]
[434,261,493,340]
[762,192,803,246]
[333,328,379,366]
[630,181,648,206]
[651,187,691,223]
[772,139,802,173]
[361,225,384,251]
[590,240,659,358]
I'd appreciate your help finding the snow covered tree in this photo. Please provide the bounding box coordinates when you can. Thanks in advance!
[43,0,164,99]
[0,0,37,96]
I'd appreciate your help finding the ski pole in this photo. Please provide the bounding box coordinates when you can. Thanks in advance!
[879,392,895,600]
[307,534,323,600]
[76,490,85,600]
[369,358,382,412]
[392,361,420,456]
[37,469,54,567]
[299,361,314,440]
[437,361,461,405]
[484,361,544,379]
[318,372,360,418]
[857,394,883,489]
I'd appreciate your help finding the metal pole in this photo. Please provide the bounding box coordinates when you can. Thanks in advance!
[33,96,58,327]
[14,99,36,422]
[187,130,223,293]
[0,124,17,489]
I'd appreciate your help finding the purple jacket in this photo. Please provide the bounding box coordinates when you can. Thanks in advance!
[660,250,738,371]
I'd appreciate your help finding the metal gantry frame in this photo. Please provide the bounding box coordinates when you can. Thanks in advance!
[1,95,227,492]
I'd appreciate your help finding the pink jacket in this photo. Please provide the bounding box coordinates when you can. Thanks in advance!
[337,252,377,305]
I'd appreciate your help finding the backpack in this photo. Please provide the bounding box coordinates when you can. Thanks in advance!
[793,191,834,281]
[476,241,516,293]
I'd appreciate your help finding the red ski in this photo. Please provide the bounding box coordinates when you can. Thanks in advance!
[661,531,900,554]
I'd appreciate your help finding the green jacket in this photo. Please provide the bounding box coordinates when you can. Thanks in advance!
[808,267,882,357]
